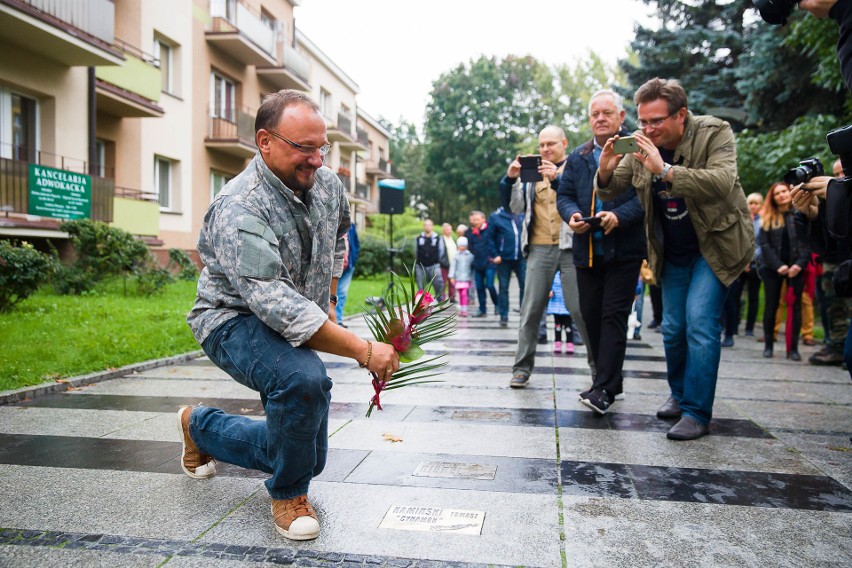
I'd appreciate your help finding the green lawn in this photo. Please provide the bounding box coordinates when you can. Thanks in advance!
[342,274,389,317]
[0,273,390,392]
[1,280,200,391]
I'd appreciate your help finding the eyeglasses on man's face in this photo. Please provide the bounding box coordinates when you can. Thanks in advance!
[267,130,331,156]
[637,112,678,129]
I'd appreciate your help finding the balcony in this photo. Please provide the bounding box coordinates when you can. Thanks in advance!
[328,113,367,152]
[355,181,370,201]
[95,39,164,118]
[205,106,257,159]
[113,187,160,237]
[0,149,114,226]
[356,126,369,147]
[206,0,276,67]
[0,0,123,66]
[257,44,310,91]
[366,156,393,179]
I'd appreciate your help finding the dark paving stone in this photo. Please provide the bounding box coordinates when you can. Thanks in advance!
[557,409,773,439]
[560,460,852,512]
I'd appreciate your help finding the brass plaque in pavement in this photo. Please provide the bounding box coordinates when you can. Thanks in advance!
[452,410,511,421]
[379,506,485,535]
[413,461,497,480]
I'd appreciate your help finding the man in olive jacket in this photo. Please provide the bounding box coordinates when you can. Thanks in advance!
[595,78,754,441]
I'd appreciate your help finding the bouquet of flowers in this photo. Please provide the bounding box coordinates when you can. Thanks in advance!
[363,271,456,417]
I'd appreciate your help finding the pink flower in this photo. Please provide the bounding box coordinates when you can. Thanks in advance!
[387,318,413,352]
[410,290,435,325]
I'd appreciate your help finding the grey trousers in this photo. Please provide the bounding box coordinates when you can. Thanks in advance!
[415,263,444,299]
[513,244,594,377]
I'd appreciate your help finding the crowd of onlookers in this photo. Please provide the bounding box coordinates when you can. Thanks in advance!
[394,78,850,442]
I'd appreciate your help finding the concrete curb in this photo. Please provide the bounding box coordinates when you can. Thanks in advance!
[0,350,205,406]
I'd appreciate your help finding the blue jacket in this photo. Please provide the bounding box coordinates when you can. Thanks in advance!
[556,137,646,267]
[347,223,360,268]
[488,207,523,261]
[467,222,495,270]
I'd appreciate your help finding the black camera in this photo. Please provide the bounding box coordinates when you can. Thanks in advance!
[784,157,824,186]
[752,0,797,25]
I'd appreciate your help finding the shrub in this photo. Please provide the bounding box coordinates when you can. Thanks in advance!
[168,248,199,280]
[354,234,415,278]
[59,219,149,281]
[135,263,174,296]
[0,240,55,312]
[52,265,97,296]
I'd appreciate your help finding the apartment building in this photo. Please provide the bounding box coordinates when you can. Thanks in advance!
[0,0,392,260]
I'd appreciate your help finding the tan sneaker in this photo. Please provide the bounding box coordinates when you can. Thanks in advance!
[176,406,216,479]
[271,495,320,540]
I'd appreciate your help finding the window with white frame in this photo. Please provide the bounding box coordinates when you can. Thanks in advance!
[154,156,173,210]
[210,170,233,200]
[319,88,331,118]
[211,72,235,121]
[153,36,175,94]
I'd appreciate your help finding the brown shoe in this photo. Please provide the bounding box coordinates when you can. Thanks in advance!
[176,406,216,479]
[271,495,320,540]
[802,338,817,346]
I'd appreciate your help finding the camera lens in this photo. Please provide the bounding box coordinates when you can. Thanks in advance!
[784,167,809,186]
[752,0,797,26]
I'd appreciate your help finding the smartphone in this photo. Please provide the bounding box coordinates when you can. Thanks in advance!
[518,155,543,183]
[613,136,639,155]
[579,216,603,227]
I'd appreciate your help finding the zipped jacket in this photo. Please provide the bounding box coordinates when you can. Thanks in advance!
[488,207,523,261]
[595,112,754,286]
[557,136,646,267]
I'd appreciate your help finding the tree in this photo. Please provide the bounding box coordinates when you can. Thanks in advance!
[423,55,563,221]
[621,1,846,131]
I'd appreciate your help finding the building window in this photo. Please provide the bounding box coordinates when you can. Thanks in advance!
[319,88,331,118]
[94,139,106,177]
[155,156,173,210]
[211,72,235,121]
[153,37,174,94]
[11,93,36,162]
[210,170,233,200]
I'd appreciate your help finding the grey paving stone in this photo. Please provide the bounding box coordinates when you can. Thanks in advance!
[198,482,560,567]
[558,427,822,475]
[562,495,852,567]
[0,406,162,437]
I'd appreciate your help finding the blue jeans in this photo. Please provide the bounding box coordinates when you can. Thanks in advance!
[474,265,497,314]
[336,265,355,321]
[496,258,526,319]
[660,256,727,425]
[196,314,331,500]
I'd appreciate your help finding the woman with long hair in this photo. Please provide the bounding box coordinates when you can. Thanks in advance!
[757,182,811,360]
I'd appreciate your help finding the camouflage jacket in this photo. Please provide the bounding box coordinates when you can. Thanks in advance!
[187,153,350,346]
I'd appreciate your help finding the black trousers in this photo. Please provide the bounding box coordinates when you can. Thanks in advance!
[649,284,663,323]
[760,269,805,353]
[576,258,643,395]
[743,268,762,332]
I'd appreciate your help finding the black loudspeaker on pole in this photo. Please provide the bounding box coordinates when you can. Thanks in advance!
[379,184,405,214]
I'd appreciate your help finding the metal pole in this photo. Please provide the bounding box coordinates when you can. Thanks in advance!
[87,67,97,176]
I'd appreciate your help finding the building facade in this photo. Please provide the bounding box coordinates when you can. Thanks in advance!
[0,0,392,259]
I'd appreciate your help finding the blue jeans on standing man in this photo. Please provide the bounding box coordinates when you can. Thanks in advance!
[193,313,331,500]
[335,264,355,321]
[496,259,526,320]
[474,265,498,315]
[660,256,727,425]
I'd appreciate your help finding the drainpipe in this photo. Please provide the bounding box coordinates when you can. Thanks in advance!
[88,66,96,176]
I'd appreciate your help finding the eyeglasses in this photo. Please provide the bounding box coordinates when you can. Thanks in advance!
[267,130,331,156]
[637,112,676,129]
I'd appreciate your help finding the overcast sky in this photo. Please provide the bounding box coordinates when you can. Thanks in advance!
[294,0,654,127]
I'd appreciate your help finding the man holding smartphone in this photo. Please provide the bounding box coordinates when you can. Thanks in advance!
[595,78,754,440]
[499,126,594,388]
[557,89,646,414]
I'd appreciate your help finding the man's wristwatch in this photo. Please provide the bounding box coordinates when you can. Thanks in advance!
[329,294,338,305]
[654,163,672,182]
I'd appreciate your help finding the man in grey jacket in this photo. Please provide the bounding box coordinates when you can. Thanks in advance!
[498,126,594,388]
[596,78,754,440]
[181,90,399,539]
